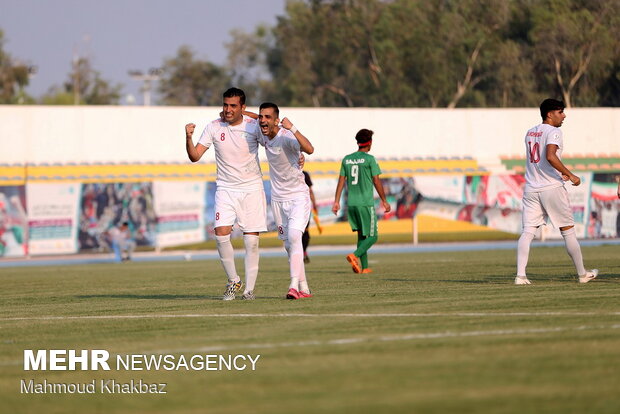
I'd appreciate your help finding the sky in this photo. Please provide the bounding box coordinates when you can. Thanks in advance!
[0,0,287,104]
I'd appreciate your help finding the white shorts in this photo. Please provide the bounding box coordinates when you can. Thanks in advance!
[522,186,574,229]
[214,188,267,233]
[271,194,311,241]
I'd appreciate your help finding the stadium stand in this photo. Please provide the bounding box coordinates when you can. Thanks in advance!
[500,154,620,173]
[0,156,489,184]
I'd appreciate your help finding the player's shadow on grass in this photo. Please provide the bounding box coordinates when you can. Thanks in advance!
[383,278,493,284]
[528,274,617,283]
[331,270,362,275]
[76,294,223,301]
[77,294,288,301]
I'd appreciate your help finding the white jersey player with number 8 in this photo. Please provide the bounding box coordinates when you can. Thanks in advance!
[515,98,598,285]
[254,102,315,299]
[185,87,266,301]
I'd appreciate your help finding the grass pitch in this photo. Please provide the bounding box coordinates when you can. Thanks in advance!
[1,244,619,414]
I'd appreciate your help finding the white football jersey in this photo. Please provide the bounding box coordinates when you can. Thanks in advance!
[523,123,565,192]
[198,116,263,191]
[259,128,308,201]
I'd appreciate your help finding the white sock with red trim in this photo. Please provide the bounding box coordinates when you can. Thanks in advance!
[288,229,306,292]
[243,234,260,293]
[216,234,239,282]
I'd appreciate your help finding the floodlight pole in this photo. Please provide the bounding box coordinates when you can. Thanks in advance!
[72,50,80,105]
[129,68,162,106]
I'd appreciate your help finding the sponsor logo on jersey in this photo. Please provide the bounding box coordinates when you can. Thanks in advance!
[345,159,366,165]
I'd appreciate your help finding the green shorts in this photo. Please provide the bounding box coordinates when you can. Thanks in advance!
[347,205,377,237]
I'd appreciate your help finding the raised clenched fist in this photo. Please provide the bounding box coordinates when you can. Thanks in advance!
[280,117,293,130]
[185,123,196,138]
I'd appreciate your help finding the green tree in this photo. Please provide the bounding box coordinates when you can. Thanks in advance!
[265,0,531,107]
[599,65,620,106]
[158,46,230,106]
[267,0,389,107]
[378,0,515,108]
[484,39,539,107]
[443,0,512,108]
[225,25,276,104]
[530,0,620,107]
[482,1,542,107]
[0,29,33,104]
[237,0,620,107]
[42,56,121,105]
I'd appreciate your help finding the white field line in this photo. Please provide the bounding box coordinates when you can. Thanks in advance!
[2,311,620,321]
[168,323,620,353]
[2,324,619,367]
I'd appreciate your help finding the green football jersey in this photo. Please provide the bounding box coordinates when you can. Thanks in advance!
[339,151,381,207]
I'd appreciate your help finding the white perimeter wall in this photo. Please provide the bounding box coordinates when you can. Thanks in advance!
[0,105,618,165]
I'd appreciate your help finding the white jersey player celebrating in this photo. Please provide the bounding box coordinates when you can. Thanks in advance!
[185,88,266,300]
[256,102,315,299]
[516,98,598,285]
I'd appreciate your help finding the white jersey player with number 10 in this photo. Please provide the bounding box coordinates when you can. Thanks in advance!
[255,102,315,300]
[515,98,598,285]
[185,88,266,301]
[524,124,564,192]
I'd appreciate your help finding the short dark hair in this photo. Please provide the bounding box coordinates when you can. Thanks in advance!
[223,87,246,105]
[540,98,565,121]
[259,102,279,118]
[355,128,374,145]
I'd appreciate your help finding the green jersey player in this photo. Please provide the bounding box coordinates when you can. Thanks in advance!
[332,129,391,273]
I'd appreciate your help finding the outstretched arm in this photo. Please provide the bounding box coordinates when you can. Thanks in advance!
[373,175,391,213]
[243,110,258,120]
[332,175,346,215]
[185,123,208,162]
[281,117,314,154]
[546,144,579,186]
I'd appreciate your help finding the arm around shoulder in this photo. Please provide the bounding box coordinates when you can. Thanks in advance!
[243,110,258,120]
[282,117,314,154]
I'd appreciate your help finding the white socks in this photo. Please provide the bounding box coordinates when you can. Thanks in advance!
[561,228,586,275]
[286,229,309,293]
[215,234,239,282]
[516,228,536,277]
[218,230,312,295]
[243,234,260,293]
[518,226,587,277]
